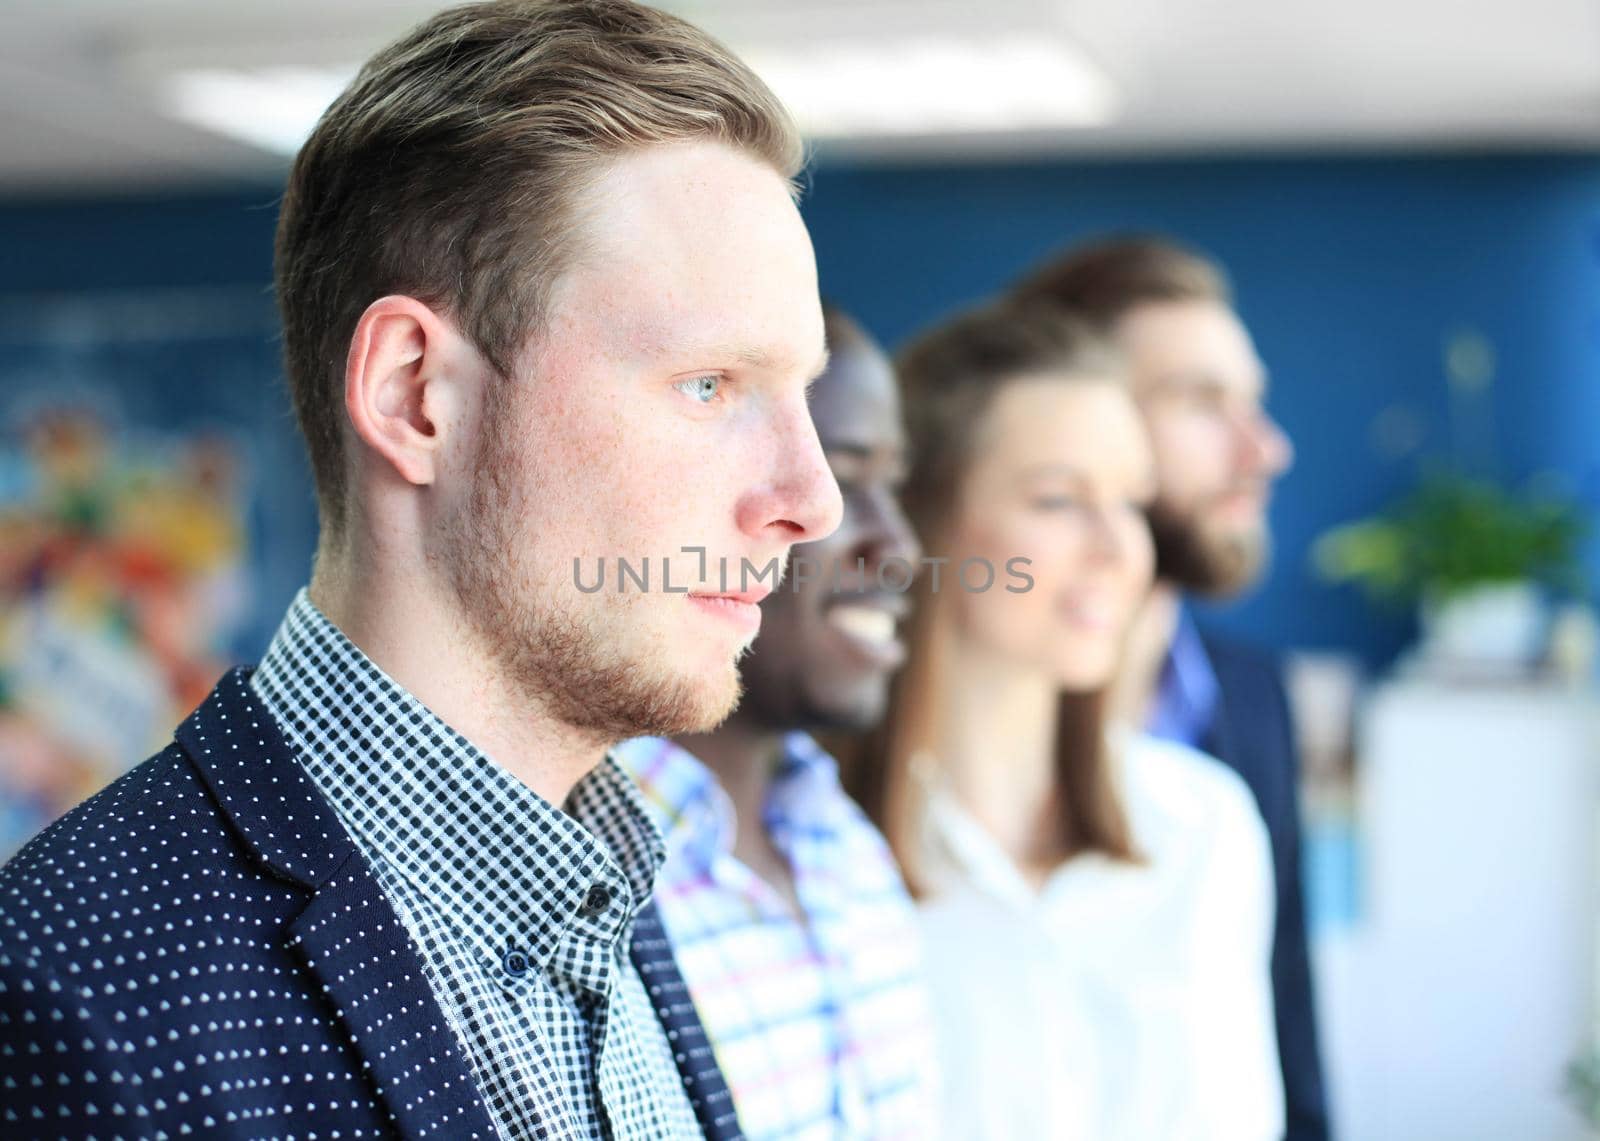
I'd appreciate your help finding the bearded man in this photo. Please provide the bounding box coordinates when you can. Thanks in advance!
[0,3,841,1138]
[1013,235,1328,1141]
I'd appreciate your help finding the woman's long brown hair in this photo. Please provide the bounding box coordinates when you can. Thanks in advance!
[837,298,1143,895]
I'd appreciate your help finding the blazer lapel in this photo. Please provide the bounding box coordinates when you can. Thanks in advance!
[285,854,502,1140]
[177,669,501,1141]
[181,668,745,1140]
[631,901,745,1140]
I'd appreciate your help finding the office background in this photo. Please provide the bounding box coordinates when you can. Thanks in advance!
[8,152,1598,666]
[3,3,1599,1138]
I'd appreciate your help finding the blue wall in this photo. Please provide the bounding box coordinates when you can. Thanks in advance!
[5,152,1599,666]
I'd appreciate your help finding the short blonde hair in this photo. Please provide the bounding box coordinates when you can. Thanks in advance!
[274,0,802,530]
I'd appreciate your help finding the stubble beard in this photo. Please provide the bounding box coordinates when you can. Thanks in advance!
[1146,497,1270,599]
[442,421,745,744]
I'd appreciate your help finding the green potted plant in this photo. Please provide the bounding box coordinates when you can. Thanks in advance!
[1313,469,1586,670]
[1567,1046,1600,1133]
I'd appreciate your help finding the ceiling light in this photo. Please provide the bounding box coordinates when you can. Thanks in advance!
[745,34,1118,138]
[156,31,1116,157]
[162,67,352,156]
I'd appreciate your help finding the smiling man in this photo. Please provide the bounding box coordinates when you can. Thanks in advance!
[0,3,841,1139]
[617,306,940,1140]
[1013,235,1326,1141]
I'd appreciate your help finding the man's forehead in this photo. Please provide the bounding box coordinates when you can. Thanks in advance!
[628,317,827,370]
[807,358,903,457]
[812,339,894,404]
[581,146,813,277]
[550,241,824,367]
[1143,360,1267,390]
[1135,344,1270,408]
[553,142,822,350]
[1121,309,1267,395]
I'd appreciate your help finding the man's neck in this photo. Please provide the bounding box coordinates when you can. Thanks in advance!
[1108,582,1184,733]
[308,552,610,809]
[674,714,804,918]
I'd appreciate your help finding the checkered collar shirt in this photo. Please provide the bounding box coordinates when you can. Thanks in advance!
[618,732,941,1140]
[250,588,702,1140]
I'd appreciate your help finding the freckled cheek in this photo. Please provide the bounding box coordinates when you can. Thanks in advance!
[508,384,654,553]
[544,393,749,557]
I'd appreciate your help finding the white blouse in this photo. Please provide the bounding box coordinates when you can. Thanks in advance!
[916,732,1283,1141]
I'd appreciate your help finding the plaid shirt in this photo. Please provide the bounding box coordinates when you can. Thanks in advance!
[251,589,702,1141]
[617,733,939,1140]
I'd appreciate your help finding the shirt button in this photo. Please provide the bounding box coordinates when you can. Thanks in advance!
[580,884,613,918]
[503,949,530,977]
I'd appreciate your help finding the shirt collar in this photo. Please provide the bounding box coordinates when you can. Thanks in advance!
[251,588,666,982]
[616,730,849,874]
[614,735,734,873]
[915,734,1137,908]
[763,730,853,839]
[920,787,1038,908]
[1145,606,1221,749]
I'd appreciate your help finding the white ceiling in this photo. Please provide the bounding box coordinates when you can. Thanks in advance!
[2,0,1598,193]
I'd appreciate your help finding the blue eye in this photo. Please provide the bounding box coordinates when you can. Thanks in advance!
[676,374,721,403]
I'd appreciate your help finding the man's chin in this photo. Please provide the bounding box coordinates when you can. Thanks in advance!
[639,663,745,738]
[1204,521,1270,591]
[687,675,745,735]
[800,677,890,735]
[1151,511,1269,597]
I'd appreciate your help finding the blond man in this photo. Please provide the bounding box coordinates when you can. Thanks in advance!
[0,3,840,1138]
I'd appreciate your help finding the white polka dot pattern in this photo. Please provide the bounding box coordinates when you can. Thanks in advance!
[0,669,744,1140]
[249,592,702,1141]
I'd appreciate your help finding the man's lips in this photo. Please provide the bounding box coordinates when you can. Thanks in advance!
[686,588,766,637]
[687,585,772,605]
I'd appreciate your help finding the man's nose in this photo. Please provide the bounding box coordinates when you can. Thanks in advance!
[1236,404,1294,480]
[737,394,844,545]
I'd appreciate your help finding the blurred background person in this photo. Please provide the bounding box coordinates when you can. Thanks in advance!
[849,300,1282,1141]
[1012,236,1326,1140]
[616,304,940,1140]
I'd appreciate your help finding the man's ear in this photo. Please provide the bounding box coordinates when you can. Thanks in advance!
[343,295,468,488]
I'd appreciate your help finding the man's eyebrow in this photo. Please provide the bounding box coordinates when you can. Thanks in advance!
[1150,371,1227,391]
[656,341,830,377]
[1151,370,1269,398]
[822,442,877,460]
[687,343,774,367]
[1017,462,1090,481]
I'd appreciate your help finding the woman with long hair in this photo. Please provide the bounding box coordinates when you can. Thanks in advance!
[846,300,1282,1140]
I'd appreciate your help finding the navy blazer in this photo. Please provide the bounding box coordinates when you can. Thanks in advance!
[1198,631,1329,1141]
[0,668,742,1141]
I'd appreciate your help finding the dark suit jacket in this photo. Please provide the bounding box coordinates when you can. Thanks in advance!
[1199,630,1329,1141]
[0,668,742,1141]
